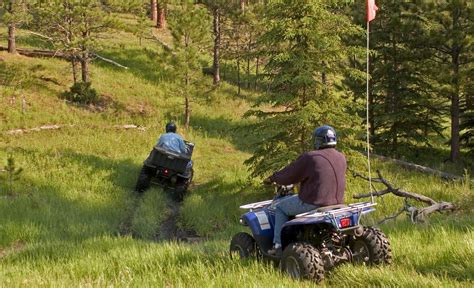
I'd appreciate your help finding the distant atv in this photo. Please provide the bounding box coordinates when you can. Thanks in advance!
[135,141,194,201]
[230,185,392,282]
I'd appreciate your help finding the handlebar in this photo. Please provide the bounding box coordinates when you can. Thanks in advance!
[273,183,295,197]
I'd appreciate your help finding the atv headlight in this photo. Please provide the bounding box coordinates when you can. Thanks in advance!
[239,218,247,226]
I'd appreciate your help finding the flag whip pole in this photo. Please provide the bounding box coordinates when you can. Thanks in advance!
[366,19,374,204]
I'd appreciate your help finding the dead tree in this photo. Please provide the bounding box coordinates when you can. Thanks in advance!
[352,170,455,224]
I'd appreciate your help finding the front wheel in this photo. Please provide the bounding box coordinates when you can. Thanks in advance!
[350,226,392,265]
[281,242,325,283]
[229,232,256,260]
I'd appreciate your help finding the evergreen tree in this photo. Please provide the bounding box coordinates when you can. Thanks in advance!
[423,0,473,162]
[33,0,121,84]
[220,1,262,94]
[168,1,211,129]
[201,0,239,85]
[364,1,445,156]
[245,0,364,177]
[0,0,31,54]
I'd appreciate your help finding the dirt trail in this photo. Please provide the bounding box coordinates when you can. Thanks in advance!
[155,194,201,243]
[119,190,201,243]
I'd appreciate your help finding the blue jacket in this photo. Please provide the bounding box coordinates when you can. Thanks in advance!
[156,132,188,155]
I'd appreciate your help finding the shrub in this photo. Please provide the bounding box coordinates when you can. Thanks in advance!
[62,82,99,104]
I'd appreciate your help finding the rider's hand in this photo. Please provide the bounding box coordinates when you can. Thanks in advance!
[263,177,272,185]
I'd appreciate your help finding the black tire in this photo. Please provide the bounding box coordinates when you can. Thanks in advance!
[173,185,186,202]
[173,168,193,202]
[350,226,392,265]
[281,242,325,283]
[135,165,154,193]
[229,232,256,260]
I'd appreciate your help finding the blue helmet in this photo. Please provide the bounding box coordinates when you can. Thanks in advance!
[313,125,337,149]
[165,122,177,133]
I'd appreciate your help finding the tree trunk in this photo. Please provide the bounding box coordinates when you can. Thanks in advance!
[7,23,16,54]
[185,95,190,129]
[184,73,190,129]
[247,36,251,89]
[237,58,241,96]
[240,0,245,12]
[391,125,398,156]
[150,0,158,23]
[212,7,221,85]
[255,56,259,90]
[80,54,89,83]
[71,57,78,84]
[449,7,461,162]
[449,56,460,162]
[157,2,166,29]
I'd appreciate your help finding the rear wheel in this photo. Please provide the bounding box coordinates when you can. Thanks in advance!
[229,232,256,260]
[173,185,186,202]
[281,242,325,283]
[135,166,155,193]
[350,226,392,265]
[173,168,194,202]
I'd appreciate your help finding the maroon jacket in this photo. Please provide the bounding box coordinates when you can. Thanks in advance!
[269,148,347,206]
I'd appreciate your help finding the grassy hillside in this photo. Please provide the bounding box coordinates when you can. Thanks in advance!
[1,26,473,287]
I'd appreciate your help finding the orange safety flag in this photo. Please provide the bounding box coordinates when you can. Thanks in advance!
[367,0,378,22]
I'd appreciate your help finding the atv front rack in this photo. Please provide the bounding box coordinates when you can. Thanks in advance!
[239,200,273,211]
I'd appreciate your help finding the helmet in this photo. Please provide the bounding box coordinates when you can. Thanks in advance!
[165,122,177,133]
[313,125,337,149]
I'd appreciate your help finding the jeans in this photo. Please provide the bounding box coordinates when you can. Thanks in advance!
[273,195,318,246]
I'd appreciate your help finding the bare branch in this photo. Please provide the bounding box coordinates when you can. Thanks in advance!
[377,207,406,225]
[352,170,456,224]
[26,31,53,41]
[92,53,128,69]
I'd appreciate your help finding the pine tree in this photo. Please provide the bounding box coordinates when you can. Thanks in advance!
[0,0,32,54]
[168,1,211,129]
[245,0,364,177]
[363,1,446,156]
[423,0,473,162]
[33,0,121,84]
[201,0,239,85]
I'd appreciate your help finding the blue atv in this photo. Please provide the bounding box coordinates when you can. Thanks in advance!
[229,185,392,282]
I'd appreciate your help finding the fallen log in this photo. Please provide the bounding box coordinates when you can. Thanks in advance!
[93,53,128,69]
[5,124,71,135]
[0,46,128,69]
[0,46,70,59]
[364,152,463,180]
[352,170,456,224]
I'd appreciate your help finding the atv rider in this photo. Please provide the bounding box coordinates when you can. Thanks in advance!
[263,125,347,256]
[156,122,193,175]
[157,122,189,155]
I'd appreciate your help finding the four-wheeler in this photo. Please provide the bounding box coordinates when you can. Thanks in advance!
[135,141,194,201]
[230,184,392,282]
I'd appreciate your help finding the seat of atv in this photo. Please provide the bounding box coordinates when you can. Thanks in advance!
[314,204,347,213]
[153,146,191,160]
[144,146,191,174]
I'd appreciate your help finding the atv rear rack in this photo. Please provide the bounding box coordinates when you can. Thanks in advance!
[295,202,377,231]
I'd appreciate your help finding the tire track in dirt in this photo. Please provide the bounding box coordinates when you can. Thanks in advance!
[155,190,201,243]
[119,190,201,243]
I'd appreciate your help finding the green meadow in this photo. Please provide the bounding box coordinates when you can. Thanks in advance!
[1,26,473,287]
